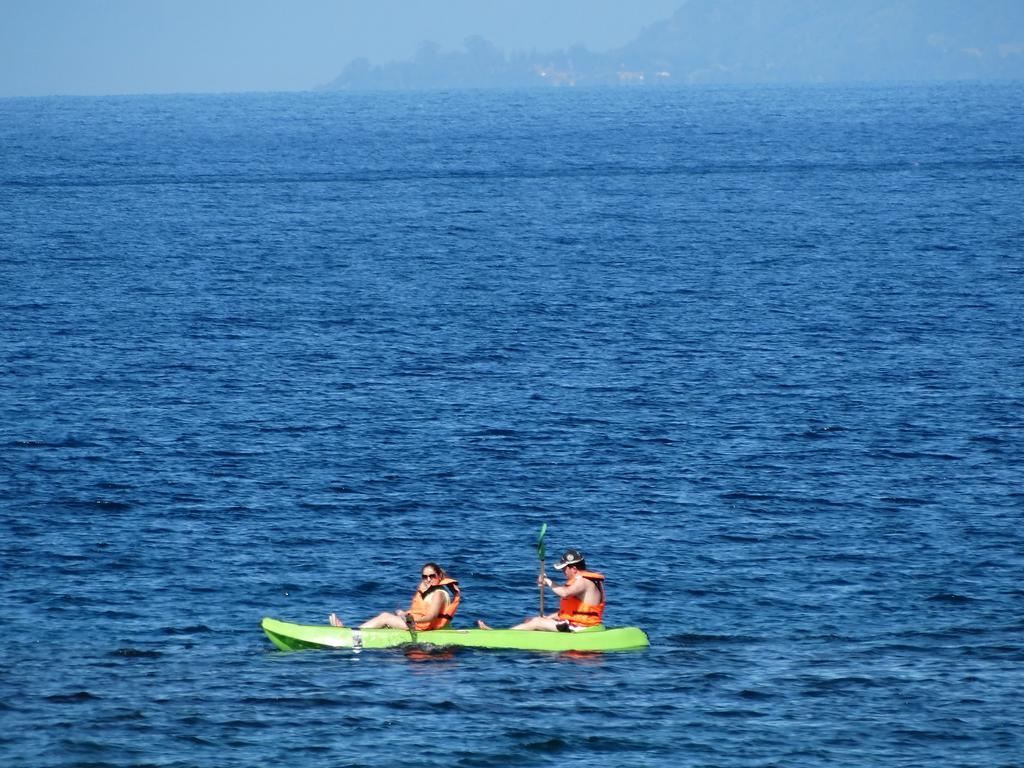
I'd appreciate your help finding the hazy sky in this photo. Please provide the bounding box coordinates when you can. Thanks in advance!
[0,0,683,97]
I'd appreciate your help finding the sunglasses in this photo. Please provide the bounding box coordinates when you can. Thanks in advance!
[421,572,438,580]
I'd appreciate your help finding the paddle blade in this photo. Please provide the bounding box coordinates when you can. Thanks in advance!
[536,522,547,561]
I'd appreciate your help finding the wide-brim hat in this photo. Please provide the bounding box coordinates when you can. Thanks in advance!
[553,548,584,570]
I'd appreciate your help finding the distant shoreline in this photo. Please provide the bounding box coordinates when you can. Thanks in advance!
[323,2,1024,92]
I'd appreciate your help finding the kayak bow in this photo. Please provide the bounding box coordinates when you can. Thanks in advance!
[261,617,649,653]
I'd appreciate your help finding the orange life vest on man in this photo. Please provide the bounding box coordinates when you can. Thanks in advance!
[409,577,461,630]
[557,570,605,627]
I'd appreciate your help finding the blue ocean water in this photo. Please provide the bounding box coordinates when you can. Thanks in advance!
[1,83,1022,767]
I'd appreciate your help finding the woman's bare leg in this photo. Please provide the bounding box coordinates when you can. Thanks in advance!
[359,612,408,629]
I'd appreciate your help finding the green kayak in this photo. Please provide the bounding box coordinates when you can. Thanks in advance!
[261,617,649,653]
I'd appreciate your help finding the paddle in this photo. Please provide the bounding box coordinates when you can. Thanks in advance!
[404,612,418,644]
[537,522,548,616]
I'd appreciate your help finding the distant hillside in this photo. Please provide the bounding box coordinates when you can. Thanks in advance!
[323,0,1024,89]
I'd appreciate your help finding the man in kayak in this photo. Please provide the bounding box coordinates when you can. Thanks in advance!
[329,562,461,630]
[477,548,606,632]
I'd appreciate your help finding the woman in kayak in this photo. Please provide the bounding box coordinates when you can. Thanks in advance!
[477,548,606,632]
[329,562,461,630]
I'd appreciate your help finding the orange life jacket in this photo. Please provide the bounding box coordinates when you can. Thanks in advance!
[557,570,606,627]
[409,577,461,630]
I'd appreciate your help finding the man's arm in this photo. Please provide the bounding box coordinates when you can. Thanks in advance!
[543,576,587,599]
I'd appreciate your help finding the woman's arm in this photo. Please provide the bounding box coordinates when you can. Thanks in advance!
[406,590,448,622]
